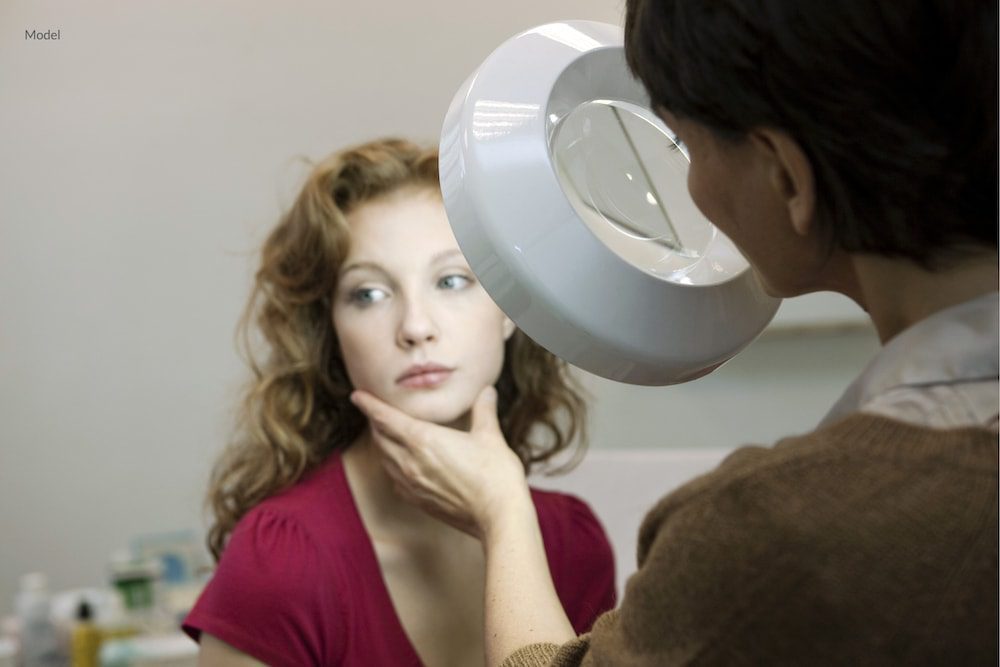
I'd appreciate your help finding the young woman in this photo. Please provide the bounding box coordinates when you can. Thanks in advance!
[349,2,998,665]
[182,139,616,666]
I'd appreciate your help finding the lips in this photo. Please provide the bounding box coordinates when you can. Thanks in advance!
[396,363,454,389]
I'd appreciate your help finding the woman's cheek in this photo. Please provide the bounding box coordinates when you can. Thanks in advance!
[335,326,373,389]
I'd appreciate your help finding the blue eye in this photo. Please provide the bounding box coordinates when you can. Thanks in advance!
[349,287,388,305]
[438,274,471,290]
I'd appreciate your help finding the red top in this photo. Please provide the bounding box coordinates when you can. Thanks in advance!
[183,451,616,666]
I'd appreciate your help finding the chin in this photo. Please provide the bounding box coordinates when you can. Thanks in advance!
[389,391,474,427]
[756,272,800,299]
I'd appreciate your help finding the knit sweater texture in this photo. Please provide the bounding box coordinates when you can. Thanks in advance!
[503,413,998,666]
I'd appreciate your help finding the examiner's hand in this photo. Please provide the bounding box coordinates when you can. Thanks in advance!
[350,386,531,539]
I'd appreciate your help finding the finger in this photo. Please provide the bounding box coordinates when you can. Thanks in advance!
[368,424,404,460]
[351,390,425,446]
[370,432,426,502]
[470,385,501,435]
[365,415,428,485]
[368,428,419,491]
[374,441,409,486]
[376,454,423,506]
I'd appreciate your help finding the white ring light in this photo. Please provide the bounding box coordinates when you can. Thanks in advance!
[440,21,779,385]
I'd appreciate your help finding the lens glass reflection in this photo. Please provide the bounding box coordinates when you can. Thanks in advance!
[551,100,740,285]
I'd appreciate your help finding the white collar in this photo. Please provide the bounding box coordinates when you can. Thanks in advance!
[821,292,999,426]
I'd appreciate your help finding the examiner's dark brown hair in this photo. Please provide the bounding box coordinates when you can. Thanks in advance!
[625,0,997,267]
[206,138,588,560]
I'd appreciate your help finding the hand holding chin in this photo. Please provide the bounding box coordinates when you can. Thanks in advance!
[350,385,530,539]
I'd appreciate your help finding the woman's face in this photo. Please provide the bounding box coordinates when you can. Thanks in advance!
[332,189,515,428]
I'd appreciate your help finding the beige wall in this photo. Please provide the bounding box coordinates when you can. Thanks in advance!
[0,0,879,610]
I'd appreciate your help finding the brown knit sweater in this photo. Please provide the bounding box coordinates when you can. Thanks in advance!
[503,414,998,666]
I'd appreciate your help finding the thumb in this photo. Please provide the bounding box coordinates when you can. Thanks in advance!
[471,385,501,435]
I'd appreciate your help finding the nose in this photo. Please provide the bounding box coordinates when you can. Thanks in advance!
[396,295,439,348]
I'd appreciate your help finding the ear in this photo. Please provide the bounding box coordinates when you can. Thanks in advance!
[749,129,816,237]
[502,316,516,341]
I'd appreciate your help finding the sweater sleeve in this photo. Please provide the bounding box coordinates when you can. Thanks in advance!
[182,507,346,667]
[505,418,1000,665]
[500,612,614,667]
[506,448,784,667]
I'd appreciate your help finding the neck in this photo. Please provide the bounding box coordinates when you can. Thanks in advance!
[851,249,998,343]
[342,428,450,540]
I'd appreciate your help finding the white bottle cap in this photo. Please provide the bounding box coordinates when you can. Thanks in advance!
[19,572,48,593]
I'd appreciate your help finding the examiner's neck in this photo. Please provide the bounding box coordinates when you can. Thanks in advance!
[852,250,999,344]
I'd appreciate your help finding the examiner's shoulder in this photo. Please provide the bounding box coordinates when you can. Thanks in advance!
[658,411,997,510]
[637,411,998,560]
[625,413,996,663]
[642,412,898,516]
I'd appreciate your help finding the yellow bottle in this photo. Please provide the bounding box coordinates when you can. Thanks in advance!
[70,601,102,667]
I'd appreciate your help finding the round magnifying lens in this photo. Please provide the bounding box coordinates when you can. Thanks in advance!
[551,99,746,286]
[440,21,779,385]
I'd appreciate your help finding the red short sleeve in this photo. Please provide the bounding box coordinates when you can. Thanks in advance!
[183,507,346,666]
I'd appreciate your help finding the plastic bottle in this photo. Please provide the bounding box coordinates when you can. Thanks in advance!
[69,601,100,667]
[0,637,16,667]
[14,573,62,667]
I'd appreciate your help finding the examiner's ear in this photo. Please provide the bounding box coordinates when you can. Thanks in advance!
[750,129,816,237]
[502,316,516,341]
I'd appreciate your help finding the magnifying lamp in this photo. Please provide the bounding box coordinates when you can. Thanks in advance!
[440,21,779,386]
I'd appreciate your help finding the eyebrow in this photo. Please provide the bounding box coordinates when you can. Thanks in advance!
[431,248,465,264]
[339,249,466,278]
[339,261,386,279]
